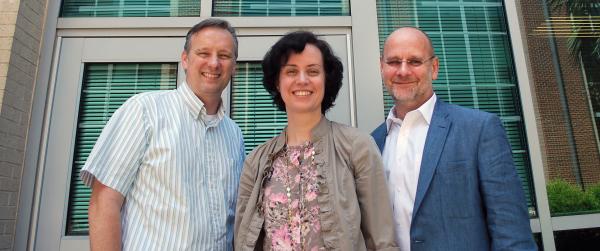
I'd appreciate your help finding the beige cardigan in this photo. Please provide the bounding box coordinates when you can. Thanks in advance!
[234,118,399,251]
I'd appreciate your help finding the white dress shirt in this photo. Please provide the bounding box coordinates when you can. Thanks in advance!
[382,94,436,251]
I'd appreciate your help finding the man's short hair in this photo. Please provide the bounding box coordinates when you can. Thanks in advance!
[184,18,239,59]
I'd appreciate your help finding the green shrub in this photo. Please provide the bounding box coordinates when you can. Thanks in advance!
[546,179,599,215]
[585,183,600,205]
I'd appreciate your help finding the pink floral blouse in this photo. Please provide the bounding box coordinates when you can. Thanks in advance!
[262,142,324,251]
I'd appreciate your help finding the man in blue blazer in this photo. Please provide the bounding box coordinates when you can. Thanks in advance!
[371,27,536,251]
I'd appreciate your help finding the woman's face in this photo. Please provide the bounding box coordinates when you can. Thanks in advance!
[278,44,325,115]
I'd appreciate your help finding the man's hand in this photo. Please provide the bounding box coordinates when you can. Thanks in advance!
[88,179,125,251]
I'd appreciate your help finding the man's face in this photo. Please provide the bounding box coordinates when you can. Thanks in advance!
[181,27,236,99]
[380,28,438,110]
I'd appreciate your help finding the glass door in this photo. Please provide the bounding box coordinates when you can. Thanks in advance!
[34,34,351,250]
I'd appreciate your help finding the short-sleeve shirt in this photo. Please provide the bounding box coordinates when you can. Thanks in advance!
[81,81,245,250]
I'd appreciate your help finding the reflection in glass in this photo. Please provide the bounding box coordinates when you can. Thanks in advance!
[65,63,178,235]
[61,0,200,17]
[230,62,287,154]
[213,0,350,16]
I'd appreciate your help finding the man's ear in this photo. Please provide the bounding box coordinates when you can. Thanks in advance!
[431,56,440,81]
[181,51,188,70]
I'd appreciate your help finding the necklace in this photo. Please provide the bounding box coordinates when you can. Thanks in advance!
[283,142,315,249]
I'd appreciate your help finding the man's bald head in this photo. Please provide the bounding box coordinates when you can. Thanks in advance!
[383,27,435,57]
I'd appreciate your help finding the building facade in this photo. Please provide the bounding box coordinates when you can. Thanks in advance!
[0,0,598,250]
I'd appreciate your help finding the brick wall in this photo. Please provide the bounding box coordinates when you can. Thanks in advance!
[519,0,600,187]
[554,37,600,187]
[0,0,46,249]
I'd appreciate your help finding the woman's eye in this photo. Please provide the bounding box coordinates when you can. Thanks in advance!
[308,70,320,76]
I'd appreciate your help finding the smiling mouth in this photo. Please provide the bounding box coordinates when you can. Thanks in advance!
[202,72,220,79]
[391,81,417,86]
[293,90,313,96]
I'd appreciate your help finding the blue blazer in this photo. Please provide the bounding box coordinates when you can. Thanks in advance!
[371,100,536,251]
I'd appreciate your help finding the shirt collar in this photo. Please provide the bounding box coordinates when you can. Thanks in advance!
[386,93,437,131]
[177,81,225,123]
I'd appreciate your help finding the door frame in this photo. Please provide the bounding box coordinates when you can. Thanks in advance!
[33,32,352,251]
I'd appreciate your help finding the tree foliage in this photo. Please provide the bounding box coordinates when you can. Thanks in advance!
[547,0,600,60]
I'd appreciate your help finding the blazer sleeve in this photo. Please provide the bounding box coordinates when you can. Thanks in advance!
[477,115,537,251]
[352,134,400,251]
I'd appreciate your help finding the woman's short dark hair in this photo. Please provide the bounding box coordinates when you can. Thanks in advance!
[262,31,344,114]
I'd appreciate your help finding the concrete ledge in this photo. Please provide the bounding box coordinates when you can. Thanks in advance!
[552,213,600,231]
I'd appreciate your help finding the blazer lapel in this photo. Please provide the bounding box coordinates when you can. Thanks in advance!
[371,122,388,153]
[412,101,450,219]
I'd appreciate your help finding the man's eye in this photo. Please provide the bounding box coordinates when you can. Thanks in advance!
[386,60,401,66]
[408,60,423,67]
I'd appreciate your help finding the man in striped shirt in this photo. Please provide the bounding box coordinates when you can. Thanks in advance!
[81,18,245,251]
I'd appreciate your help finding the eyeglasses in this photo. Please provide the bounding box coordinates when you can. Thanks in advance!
[384,55,436,68]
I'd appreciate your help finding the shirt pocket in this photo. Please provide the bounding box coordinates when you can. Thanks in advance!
[219,157,239,186]
[438,161,474,218]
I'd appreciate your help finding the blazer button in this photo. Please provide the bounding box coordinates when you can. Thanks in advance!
[413,239,425,244]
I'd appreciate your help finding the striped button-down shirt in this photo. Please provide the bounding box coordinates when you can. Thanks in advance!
[81,81,245,250]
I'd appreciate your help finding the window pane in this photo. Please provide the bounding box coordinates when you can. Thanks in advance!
[230,62,287,154]
[66,63,178,235]
[582,37,600,148]
[213,0,350,16]
[554,227,600,250]
[376,0,537,215]
[60,0,200,17]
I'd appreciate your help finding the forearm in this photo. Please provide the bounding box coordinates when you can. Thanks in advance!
[88,180,124,251]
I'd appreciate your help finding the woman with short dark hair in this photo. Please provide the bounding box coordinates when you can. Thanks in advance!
[261,31,343,114]
[234,31,398,251]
